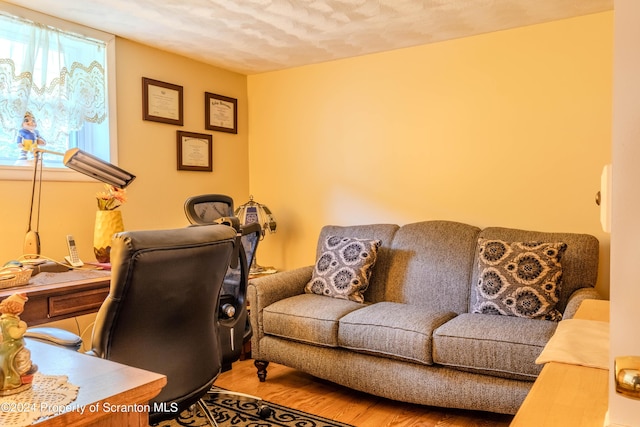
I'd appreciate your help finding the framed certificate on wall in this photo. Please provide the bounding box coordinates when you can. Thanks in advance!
[177,131,212,172]
[143,77,184,126]
[205,92,237,134]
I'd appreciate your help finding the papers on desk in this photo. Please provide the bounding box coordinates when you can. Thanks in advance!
[535,318,609,370]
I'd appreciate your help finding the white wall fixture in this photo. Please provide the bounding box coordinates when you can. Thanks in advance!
[599,164,612,233]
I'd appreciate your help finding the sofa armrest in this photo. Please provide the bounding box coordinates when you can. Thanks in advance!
[249,266,313,307]
[248,265,313,359]
[562,287,602,319]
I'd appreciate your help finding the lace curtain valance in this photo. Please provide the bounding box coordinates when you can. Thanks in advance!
[0,13,107,152]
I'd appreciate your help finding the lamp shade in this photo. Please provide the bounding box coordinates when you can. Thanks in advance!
[234,196,276,235]
[63,148,135,189]
[24,147,136,257]
[234,196,277,275]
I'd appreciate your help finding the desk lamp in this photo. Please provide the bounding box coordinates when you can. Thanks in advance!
[24,147,136,257]
[234,195,276,274]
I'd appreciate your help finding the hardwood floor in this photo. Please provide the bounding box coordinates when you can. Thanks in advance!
[214,359,514,427]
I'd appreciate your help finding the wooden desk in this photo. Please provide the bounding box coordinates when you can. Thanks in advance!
[7,339,166,426]
[0,271,110,326]
[510,299,610,427]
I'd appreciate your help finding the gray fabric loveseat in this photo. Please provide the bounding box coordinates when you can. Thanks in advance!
[247,220,599,414]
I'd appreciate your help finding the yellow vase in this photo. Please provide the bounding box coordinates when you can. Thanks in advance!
[93,210,124,263]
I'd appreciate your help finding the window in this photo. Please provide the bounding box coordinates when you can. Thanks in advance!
[0,4,117,182]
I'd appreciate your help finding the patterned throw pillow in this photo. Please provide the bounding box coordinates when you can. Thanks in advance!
[473,239,567,321]
[305,236,381,303]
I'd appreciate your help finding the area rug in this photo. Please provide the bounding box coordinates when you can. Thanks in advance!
[152,386,355,427]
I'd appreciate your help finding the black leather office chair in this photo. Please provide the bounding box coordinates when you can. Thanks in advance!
[89,225,237,425]
[184,194,261,370]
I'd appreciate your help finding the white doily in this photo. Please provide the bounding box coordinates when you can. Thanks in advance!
[0,373,79,426]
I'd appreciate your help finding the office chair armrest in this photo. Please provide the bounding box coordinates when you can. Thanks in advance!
[25,327,82,351]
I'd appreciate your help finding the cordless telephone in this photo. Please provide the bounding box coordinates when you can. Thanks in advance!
[64,235,84,267]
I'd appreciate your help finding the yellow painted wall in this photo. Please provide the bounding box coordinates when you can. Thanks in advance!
[0,12,613,303]
[247,12,613,297]
[0,38,249,266]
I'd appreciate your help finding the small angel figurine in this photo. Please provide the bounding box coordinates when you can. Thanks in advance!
[16,111,46,161]
[0,293,37,394]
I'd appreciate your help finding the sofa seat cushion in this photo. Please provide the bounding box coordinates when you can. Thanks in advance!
[433,313,557,380]
[263,294,365,347]
[338,302,457,365]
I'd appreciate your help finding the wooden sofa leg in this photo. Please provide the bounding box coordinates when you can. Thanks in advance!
[255,360,269,382]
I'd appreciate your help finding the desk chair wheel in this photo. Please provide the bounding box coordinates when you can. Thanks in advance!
[257,404,272,419]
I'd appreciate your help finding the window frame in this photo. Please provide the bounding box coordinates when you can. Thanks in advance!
[0,3,118,183]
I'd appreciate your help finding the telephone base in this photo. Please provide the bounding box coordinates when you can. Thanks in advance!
[64,256,84,268]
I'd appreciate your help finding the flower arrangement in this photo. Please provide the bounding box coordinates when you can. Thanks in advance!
[96,184,127,210]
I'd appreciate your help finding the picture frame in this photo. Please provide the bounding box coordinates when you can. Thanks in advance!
[142,77,184,126]
[177,131,212,172]
[205,92,237,134]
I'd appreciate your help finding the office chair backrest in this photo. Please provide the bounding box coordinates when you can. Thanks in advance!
[217,221,260,367]
[183,194,261,368]
[184,194,234,224]
[89,225,237,420]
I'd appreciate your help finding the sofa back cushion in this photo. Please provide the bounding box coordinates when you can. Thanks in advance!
[317,224,400,303]
[384,221,481,314]
[471,227,599,314]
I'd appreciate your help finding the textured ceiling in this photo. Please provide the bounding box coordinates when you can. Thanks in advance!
[2,0,613,75]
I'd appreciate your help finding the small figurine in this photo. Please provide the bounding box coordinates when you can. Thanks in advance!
[0,293,37,395]
[16,111,46,161]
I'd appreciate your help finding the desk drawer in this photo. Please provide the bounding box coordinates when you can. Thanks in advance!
[48,288,109,318]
